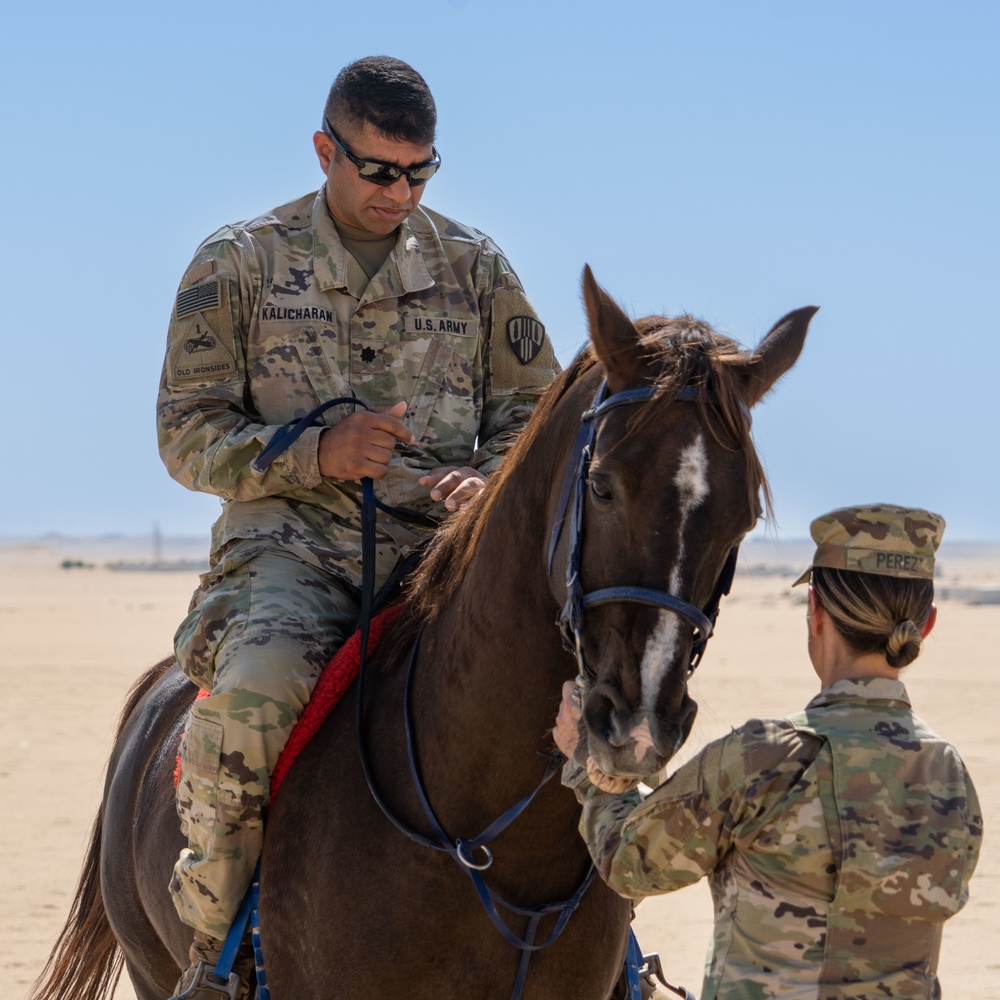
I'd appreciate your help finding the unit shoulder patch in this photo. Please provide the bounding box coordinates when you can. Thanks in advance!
[506,315,546,365]
[168,312,238,386]
[488,288,559,396]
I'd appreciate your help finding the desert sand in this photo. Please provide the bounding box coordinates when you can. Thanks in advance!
[3,537,997,999]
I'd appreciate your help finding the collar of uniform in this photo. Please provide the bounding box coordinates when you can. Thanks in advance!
[309,187,350,291]
[310,188,434,296]
[393,207,435,294]
[805,676,911,711]
[357,216,434,306]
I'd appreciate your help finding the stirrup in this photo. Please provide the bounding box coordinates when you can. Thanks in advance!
[170,961,243,1000]
[640,951,696,1000]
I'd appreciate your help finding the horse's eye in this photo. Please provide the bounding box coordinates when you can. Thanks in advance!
[589,477,614,504]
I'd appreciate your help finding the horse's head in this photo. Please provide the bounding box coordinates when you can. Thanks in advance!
[553,267,816,784]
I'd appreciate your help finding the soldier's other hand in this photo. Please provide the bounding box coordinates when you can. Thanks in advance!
[419,466,486,511]
[553,679,584,760]
[318,401,414,481]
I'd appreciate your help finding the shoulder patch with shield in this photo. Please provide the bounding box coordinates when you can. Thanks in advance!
[506,316,546,365]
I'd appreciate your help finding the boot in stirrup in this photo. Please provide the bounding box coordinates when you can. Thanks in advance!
[168,933,252,1000]
[169,961,244,1000]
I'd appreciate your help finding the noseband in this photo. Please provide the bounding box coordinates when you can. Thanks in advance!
[546,379,741,680]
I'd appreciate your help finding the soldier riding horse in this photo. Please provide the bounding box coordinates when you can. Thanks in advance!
[30,268,813,1000]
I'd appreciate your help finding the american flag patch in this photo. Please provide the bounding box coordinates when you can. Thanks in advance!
[175,280,221,319]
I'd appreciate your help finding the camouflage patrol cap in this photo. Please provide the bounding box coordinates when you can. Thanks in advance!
[792,503,945,586]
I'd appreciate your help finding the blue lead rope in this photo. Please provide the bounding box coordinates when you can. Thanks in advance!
[250,870,270,1000]
[625,929,643,1000]
[249,397,360,475]
[213,874,252,981]
[214,861,269,1000]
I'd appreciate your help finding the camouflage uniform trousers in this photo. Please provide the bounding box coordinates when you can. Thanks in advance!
[170,538,406,936]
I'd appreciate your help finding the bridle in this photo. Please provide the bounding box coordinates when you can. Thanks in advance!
[546,379,742,683]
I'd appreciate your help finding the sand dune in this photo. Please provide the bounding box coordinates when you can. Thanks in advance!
[4,538,997,999]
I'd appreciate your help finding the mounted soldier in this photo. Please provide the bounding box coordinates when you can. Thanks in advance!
[157,55,558,998]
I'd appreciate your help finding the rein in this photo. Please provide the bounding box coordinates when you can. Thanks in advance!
[547,379,740,681]
[250,396,439,532]
[352,484,600,997]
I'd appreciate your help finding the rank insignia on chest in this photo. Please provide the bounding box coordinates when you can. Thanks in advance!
[506,316,545,365]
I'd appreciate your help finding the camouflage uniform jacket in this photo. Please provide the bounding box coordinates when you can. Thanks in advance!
[565,677,982,999]
[158,187,558,575]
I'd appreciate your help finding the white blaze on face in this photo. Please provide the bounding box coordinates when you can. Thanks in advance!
[674,434,711,517]
[638,435,710,719]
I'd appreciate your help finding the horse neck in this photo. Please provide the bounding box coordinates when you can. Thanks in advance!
[411,379,588,788]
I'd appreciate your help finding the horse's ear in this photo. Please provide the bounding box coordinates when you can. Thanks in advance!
[582,265,641,388]
[739,306,818,406]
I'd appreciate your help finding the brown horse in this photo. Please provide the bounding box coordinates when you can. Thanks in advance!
[31,268,814,1000]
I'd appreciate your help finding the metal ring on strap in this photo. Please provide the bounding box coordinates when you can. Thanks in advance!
[456,840,494,871]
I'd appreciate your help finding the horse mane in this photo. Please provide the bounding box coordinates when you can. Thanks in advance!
[399,315,769,632]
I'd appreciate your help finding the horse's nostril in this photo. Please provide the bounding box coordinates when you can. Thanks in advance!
[584,683,633,746]
[585,690,612,738]
[607,726,631,750]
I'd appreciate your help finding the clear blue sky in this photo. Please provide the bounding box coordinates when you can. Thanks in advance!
[2,1,996,540]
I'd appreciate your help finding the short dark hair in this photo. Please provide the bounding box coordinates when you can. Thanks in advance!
[812,567,934,669]
[324,56,436,146]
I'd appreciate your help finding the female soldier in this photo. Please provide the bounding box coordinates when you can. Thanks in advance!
[554,504,982,1000]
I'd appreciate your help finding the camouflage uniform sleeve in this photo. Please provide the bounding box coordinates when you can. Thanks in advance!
[962,759,984,900]
[563,731,747,900]
[566,722,827,902]
[472,247,560,474]
[157,233,324,500]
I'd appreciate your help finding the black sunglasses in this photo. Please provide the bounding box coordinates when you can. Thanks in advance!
[322,117,441,187]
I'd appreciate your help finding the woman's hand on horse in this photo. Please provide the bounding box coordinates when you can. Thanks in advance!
[555,685,638,793]
[318,401,415,481]
[419,466,486,511]
[553,680,584,759]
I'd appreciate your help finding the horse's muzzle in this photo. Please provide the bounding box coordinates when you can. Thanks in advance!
[582,683,697,780]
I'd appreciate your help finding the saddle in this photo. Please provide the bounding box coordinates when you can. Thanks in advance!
[270,602,403,799]
[174,603,404,799]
